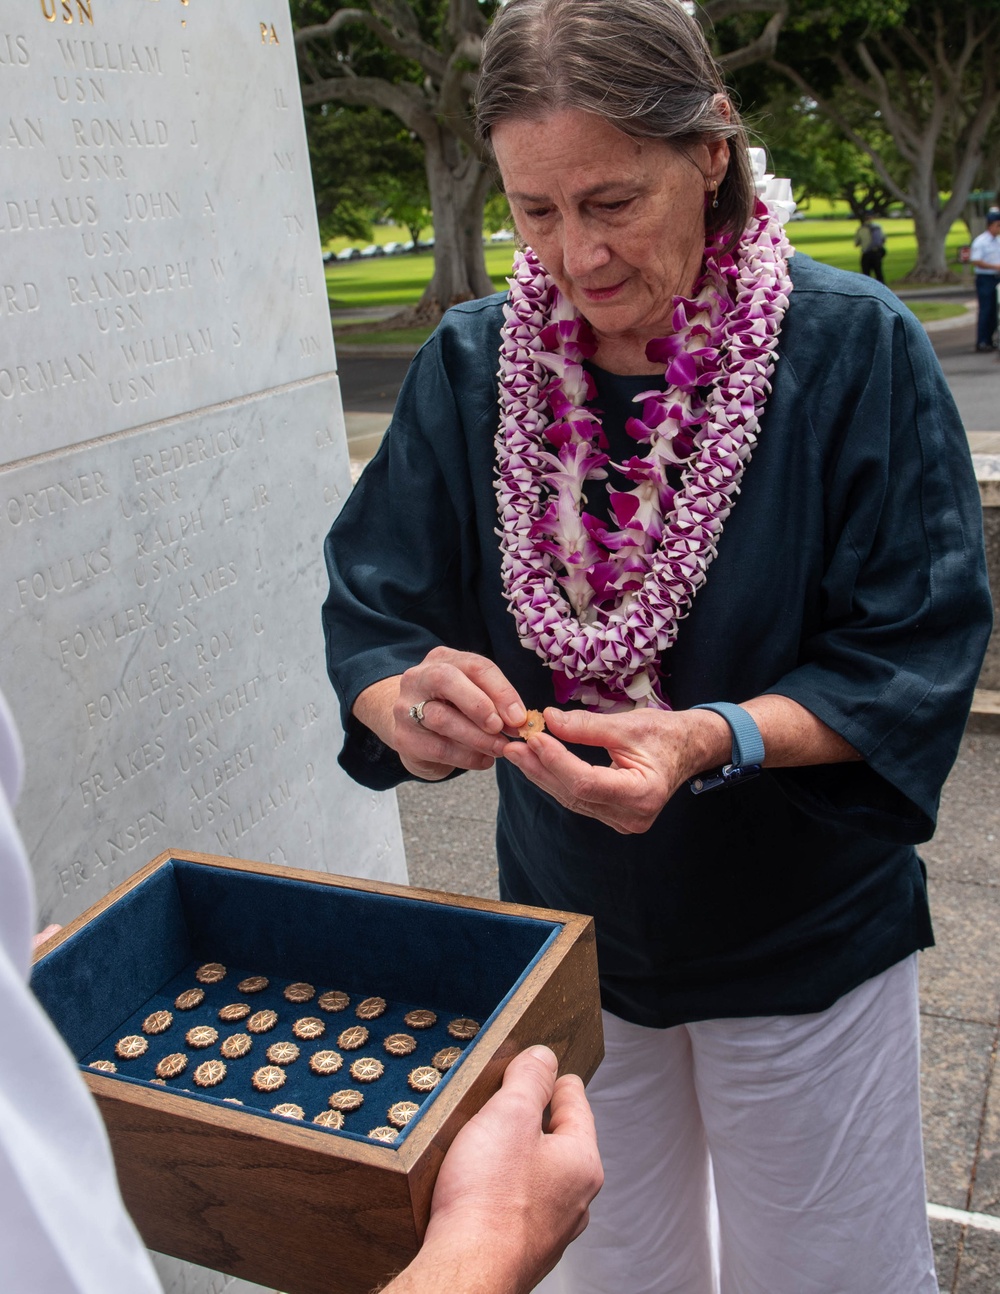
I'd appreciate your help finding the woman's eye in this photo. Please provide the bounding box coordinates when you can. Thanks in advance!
[597,199,630,213]
[524,207,552,219]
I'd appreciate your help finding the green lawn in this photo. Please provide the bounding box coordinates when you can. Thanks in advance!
[903,301,968,323]
[327,216,974,321]
[326,245,517,308]
[786,216,970,287]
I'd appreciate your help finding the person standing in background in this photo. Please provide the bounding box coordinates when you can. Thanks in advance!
[854,215,886,282]
[970,208,1000,352]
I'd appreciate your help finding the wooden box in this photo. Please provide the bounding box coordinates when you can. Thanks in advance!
[31,850,602,1294]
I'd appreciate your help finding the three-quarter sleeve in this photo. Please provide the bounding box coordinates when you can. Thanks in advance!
[763,303,992,840]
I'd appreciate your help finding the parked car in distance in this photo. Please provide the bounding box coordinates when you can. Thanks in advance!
[322,250,335,263]
[490,229,516,242]
[336,247,360,261]
[382,241,405,255]
[400,240,415,252]
[359,244,385,257]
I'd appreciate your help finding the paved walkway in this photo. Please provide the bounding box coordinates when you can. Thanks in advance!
[338,299,1000,1292]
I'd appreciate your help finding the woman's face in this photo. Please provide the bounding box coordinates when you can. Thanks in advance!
[493,109,728,355]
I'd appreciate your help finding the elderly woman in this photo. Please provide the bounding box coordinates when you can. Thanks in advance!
[322,0,991,1290]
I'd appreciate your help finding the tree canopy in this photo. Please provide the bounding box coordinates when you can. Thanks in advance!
[293,0,1000,300]
[745,0,1000,278]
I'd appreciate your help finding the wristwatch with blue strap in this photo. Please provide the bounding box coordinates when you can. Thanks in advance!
[687,701,765,794]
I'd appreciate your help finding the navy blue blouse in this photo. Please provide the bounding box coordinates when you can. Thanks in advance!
[322,254,992,1027]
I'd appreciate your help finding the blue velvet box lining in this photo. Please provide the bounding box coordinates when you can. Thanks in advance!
[31,858,560,1145]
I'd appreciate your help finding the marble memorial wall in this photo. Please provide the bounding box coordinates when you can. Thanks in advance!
[0,4,407,928]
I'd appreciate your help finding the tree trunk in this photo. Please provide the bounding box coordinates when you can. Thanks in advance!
[902,201,956,282]
[391,132,495,326]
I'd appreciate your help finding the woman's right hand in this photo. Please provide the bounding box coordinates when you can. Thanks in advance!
[354,647,527,781]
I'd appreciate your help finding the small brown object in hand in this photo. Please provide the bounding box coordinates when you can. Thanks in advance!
[518,709,545,739]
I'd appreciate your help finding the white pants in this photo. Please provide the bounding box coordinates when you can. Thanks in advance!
[539,956,937,1294]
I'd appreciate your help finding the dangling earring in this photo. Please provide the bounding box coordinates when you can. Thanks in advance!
[712,184,719,210]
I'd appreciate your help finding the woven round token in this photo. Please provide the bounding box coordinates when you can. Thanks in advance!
[309,1049,344,1075]
[447,1018,480,1041]
[115,1035,148,1060]
[338,1025,369,1051]
[313,1109,345,1129]
[143,1010,173,1035]
[383,1033,417,1057]
[350,1056,384,1083]
[89,1059,117,1073]
[247,1009,278,1034]
[266,1041,300,1066]
[328,1088,364,1112]
[238,975,269,994]
[186,1026,218,1049]
[195,962,226,984]
[272,1102,305,1120]
[387,1101,420,1129]
[432,1046,462,1072]
[218,1003,251,1023]
[368,1126,398,1144]
[292,1017,325,1041]
[283,982,315,1003]
[220,1033,252,1060]
[155,1052,188,1080]
[356,996,386,1020]
[252,1065,287,1092]
[408,1066,441,1093]
[317,990,349,1013]
[403,1009,437,1030]
[174,988,205,1011]
[193,1059,227,1087]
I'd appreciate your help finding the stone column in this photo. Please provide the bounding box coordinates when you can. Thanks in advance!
[0,4,405,1290]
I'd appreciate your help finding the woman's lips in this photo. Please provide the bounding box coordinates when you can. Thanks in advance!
[580,280,626,302]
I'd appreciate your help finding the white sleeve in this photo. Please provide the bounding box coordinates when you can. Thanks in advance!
[0,689,163,1294]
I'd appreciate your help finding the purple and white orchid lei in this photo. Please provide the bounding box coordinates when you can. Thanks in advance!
[494,197,793,711]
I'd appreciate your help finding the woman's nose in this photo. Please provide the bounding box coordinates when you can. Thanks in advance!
[561,216,612,279]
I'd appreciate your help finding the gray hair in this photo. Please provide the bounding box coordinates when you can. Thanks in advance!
[476,0,756,250]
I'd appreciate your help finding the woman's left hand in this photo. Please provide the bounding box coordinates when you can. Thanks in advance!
[502,706,731,834]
